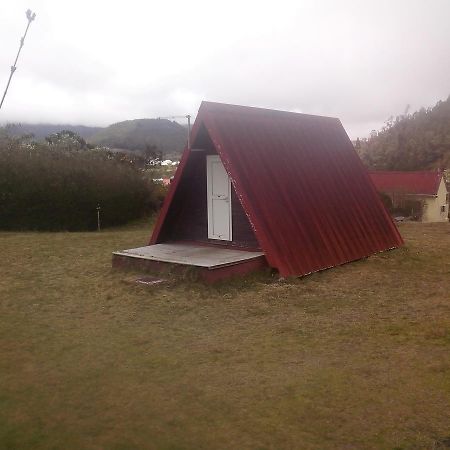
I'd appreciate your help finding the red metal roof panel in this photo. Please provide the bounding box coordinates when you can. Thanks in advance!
[151,102,403,277]
[369,171,443,196]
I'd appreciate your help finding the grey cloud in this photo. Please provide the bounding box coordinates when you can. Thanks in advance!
[0,0,449,138]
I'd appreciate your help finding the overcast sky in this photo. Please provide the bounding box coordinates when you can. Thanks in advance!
[0,0,449,138]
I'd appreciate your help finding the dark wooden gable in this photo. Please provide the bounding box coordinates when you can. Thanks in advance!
[156,124,259,249]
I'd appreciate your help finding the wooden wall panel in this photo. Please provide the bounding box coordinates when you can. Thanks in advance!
[157,126,259,249]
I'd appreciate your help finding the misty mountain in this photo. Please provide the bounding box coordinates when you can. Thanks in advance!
[88,119,187,156]
[5,123,102,140]
[4,118,188,158]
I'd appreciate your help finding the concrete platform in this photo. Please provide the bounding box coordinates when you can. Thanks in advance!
[112,243,267,282]
[113,243,264,268]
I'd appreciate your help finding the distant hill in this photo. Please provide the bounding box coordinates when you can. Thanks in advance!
[357,96,450,171]
[88,119,187,157]
[5,123,102,140]
[4,118,188,158]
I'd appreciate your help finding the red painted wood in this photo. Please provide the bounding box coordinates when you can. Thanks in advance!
[199,256,267,283]
[112,253,267,283]
[151,102,403,277]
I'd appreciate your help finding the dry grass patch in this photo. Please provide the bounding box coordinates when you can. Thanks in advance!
[0,221,449,449]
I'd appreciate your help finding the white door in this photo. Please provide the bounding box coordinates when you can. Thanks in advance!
[207,155,232,241]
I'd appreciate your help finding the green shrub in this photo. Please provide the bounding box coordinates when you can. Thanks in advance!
[0,136,160,231]
[377,190,424,220]
[391,199,424,220]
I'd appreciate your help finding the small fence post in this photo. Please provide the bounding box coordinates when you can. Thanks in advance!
[97,204,101,231]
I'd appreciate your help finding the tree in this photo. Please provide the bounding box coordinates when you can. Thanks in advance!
[45,130,89,151]
[144,144,162,162]
[357,96,450,171]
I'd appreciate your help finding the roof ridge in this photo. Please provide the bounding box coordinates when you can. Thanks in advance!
[200,100,339,121]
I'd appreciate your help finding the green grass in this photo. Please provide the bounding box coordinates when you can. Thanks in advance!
[1,221,449,450]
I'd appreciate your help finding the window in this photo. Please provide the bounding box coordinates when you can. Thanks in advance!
[441,205,446,213]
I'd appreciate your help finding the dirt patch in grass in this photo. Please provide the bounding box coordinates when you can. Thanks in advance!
[1,221,449,449]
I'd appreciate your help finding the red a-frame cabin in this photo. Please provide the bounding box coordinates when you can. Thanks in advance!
[113,101,403,282]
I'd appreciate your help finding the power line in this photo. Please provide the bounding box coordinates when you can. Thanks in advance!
[0,9,37,111]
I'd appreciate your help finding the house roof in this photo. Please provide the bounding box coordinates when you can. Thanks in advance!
[369,171,443,196]
[151,101,403,277]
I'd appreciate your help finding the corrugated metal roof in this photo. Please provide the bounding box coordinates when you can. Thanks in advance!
[151,101,403,277]
[369,171,443,196]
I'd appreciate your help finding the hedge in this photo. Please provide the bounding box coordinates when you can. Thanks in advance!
[0,139,160,231]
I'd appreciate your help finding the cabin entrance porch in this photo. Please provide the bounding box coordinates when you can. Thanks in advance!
[112,242,266,283]
[112,124,265,282]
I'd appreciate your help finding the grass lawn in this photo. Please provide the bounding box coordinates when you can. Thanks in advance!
[1,220,449,450]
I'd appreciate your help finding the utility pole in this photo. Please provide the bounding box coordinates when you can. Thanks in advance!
[0,9,36,111]
[158,114,191,149]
